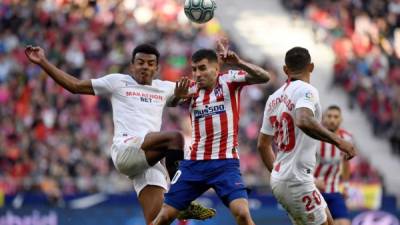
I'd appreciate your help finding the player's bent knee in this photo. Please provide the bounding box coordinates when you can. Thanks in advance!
[153,204,179,225]
[230,200,252,224]
[153,213,173,225]
[168,132,184,149]
[155,213,174,225]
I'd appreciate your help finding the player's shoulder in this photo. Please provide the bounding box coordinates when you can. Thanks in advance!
[293,80,317,91]
[338,128,353,139]
[105,73,128,78]
[152,79,175,88]
[98,73,129,79]
[292,81,319,98]
[94,73,133,85]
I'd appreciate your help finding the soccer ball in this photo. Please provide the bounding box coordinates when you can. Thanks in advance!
[184,0,216,24]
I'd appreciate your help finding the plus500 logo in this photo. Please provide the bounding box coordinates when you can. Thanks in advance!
[194,104,225,119]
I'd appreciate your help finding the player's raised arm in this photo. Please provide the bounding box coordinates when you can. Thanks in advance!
[166,77,191,107]
[295,107,356,160]
[237,57,270,84]
[217,39,270,84]
[25,45,94,95]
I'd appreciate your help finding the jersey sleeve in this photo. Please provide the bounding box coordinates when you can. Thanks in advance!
[91,74,118,96]
[221,70,249,88]
[295,86,320,116]
[340,129,354,143]
[260,97,274,135]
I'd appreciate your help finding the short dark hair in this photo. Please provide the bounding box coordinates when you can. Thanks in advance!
[285,47,311,72]
[131,44,160,63]
[327,105,341,112]
[192,49,218,63]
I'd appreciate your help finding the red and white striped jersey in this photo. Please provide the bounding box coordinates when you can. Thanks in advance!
[314,129,353,193]
[186,70,249,160]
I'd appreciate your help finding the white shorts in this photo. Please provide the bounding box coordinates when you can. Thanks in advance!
[271,180,327,225]
[111,136,169,195]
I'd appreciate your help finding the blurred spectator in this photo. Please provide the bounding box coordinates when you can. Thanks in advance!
[282,0,400,156]
[0,0,279,198]
[281,0,385,187]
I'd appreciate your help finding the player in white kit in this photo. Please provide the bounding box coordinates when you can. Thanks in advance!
[257,47,356,225]
[315,105,353,225]
[25,44,215,224]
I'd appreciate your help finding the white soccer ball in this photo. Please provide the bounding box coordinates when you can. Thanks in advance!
[184,0,216,24]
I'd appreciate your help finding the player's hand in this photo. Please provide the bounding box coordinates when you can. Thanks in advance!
[315,179,326,191]
[216,38,241,65]
[216,37,229,58]
[337,139,356,160]
[174,77,191,99]
[220,50,241,65]
[25,45,46,65]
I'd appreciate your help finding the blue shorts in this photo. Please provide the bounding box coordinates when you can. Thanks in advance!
[165,159,248,210]
[322,192,349,219]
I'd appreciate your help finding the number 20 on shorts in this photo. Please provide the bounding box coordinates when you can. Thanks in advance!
[302,190,322,212]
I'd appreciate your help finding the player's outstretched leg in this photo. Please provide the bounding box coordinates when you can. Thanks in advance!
[141,131,185,167]
[152,204,180,225]
[141,131,185,179]
[139,132,215,224]
[229,198,255,225]
[138,185,166,225]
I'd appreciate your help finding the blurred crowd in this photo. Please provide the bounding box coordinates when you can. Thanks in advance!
[0,0,383,202]
[0,0,280,199]
[282,0,400,156]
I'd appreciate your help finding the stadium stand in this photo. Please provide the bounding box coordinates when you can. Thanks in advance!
[281,0,400,156]
[1,2,399,225]
[0,0,382,204]
[0,0,275,198]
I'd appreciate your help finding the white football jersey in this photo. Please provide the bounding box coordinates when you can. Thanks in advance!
[260,80,322,183]
[91,73,175,143]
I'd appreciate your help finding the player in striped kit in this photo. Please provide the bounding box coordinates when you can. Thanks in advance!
[257,47,356,225]
[25,44,215,225]
[152,41,270,225]
[314,105,352,225]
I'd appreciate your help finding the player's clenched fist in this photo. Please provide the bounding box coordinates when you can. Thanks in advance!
[337,139,356,160]
[25,45,47,65]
